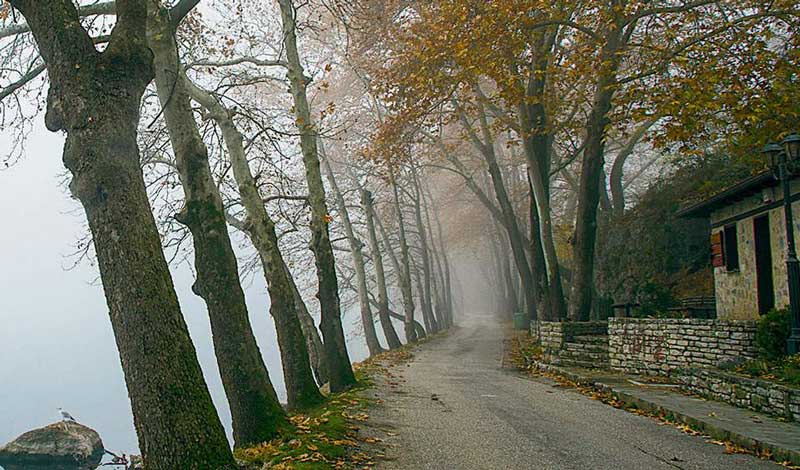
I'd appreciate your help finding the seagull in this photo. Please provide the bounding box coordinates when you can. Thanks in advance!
[57,407,77,422]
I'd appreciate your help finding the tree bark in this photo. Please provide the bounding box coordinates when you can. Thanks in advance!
[320,144,385,356]
[286,264,329,387]
[277,0,356,391]
[361,188,403,349]
[186,79,324,408]
[147,2,286,447]
[12,1,235,466]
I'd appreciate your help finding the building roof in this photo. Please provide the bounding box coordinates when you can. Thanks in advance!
[677,170,778,218]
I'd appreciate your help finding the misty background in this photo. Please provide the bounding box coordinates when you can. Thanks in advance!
[0,120,375,455]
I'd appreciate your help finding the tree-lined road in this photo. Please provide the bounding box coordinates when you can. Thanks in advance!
[368,314,778,469]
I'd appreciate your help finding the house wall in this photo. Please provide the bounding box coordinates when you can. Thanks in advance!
[711,181,800,320]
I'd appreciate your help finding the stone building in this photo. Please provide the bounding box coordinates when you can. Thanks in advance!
[680,171,800,320]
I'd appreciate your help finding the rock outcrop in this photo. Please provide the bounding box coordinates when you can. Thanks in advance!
[0,421,104,470]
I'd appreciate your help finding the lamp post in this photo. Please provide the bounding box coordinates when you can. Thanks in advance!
[763,132,800,355]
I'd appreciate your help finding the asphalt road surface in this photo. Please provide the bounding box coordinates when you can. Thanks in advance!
[366,314,779,469]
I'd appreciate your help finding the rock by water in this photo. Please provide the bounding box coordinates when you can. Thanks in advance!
[0,421,104,470]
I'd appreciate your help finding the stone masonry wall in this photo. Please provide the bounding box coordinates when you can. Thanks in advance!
[533,321,609,369]
[530,320,540,343]
[608,318,757,375]
[675,368,800,422]
[538,322,563,350]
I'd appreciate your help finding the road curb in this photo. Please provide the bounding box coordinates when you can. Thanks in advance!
[531,361,800,466]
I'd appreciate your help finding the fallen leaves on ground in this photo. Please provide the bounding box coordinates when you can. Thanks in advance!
[235,334,441,469]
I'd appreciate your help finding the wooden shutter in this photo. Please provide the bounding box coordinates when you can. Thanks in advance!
[711,231,724,267]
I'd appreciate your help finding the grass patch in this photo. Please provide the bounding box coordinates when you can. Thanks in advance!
[235,375,373,469]
[722,354,800,388]
[235,342,429,469]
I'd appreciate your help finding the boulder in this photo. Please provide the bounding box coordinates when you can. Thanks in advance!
[0,421,104,470]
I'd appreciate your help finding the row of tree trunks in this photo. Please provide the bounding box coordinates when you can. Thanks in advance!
[320,144,385,356]
[12,0,236,466]
[410,165,440,333]
[435,211,455,327]
[361,188,404,349]
[421,184,451,328]
[277,0,357,392]
[388,165,420,342]
[185,79,325,409]
[147,0,286,447]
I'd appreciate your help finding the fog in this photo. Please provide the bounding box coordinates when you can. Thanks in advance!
[0,122,371,455]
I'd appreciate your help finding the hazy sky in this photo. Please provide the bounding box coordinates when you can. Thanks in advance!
[0,121,371,456]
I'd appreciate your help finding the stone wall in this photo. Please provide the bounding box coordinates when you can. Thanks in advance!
[530,320,540,343]
[538,321,563,350]
[608,318,757,375]
[676,368,800,422]
[533,321,609,369]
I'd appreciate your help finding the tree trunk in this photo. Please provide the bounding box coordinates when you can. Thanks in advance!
[13,1,235,466]
[500,233,521,315]
[519,60,566,321]
[147,2,286,447]
[320,144,384,356]
[186,80,324,408]
[388,165,420,341]
[361,188,403,349]
[431,199,456,326]
[410,166,439,333]
[568,27,625,322]
[286,265,329,387]
[373,197,426,340]
[527,172,555,320]
[609,119,656,218]
[420,185,449,329]
[277,0,356,391]
[458,103,537,320]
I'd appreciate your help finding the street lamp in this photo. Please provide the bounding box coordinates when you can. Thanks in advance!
[763,134,800,355]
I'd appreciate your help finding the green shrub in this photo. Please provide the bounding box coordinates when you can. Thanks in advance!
[783,354,800,387]
[756,308,790,360]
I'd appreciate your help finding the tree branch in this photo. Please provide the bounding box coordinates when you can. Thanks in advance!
[169,0,200,28]
[0,61,45,102]
[0,1,115,40]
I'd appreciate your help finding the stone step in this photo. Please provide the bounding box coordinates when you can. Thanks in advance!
[562,342,609,354]
[558,358,609,369]
[559,356,609,365]
[569,335,609,345]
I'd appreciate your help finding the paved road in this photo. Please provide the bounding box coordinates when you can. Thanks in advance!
[366,314,779,469]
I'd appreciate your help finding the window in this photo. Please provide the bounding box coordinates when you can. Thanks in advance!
[723,224,739,272]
